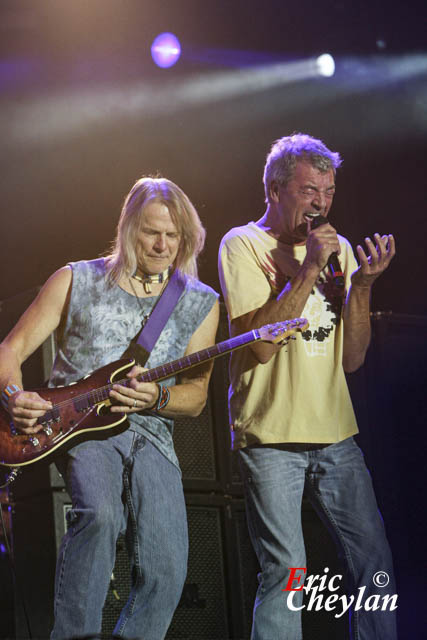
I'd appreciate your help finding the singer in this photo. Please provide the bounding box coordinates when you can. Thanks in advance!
[218,133,397,640]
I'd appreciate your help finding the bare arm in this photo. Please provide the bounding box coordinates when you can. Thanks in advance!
[343,233,395,372]
[109,299,220,417]
[0,266,72,432]
[230,223,340,363]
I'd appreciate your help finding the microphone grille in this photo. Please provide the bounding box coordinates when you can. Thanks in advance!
[310,215,328,229]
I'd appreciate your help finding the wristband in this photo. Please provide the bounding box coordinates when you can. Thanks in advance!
[156,384,170,411]
[1,384,22,411]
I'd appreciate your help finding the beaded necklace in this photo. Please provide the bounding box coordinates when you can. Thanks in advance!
[131,266,170,294]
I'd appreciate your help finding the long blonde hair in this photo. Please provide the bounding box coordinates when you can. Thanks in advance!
[106,177,206,284]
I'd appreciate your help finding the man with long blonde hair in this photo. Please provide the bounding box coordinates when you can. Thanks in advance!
[0,176,219,639]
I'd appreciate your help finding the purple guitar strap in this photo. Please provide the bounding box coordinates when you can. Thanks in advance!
[129,269,186,365]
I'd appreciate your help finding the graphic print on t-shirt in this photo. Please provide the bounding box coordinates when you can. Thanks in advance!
[300,274,343,357]
[260,255,344,358]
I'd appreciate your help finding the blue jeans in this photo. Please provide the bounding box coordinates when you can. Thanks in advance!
[238,437,397,640]
[51,431,188,640]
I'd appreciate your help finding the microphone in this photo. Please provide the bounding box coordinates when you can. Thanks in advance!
[310,215,345,288]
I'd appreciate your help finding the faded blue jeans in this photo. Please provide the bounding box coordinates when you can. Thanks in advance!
[51,431,188,640]
[238,437,397,640]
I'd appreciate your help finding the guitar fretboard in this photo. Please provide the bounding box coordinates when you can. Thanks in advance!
[138,328,260,384]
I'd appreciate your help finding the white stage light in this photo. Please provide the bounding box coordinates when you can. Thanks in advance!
[317,54,335,77]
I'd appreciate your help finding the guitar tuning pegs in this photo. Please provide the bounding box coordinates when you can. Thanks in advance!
[268,325,284,338]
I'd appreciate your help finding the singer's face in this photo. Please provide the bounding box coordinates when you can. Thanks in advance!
[271,160,336,244]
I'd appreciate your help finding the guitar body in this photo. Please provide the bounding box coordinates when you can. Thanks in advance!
[0,359,134,467]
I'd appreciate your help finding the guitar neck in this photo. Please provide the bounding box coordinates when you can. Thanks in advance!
[72,329,262,412]
[137,328,261,384]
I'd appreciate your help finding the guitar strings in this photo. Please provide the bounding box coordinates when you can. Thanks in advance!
[43,348,219,413]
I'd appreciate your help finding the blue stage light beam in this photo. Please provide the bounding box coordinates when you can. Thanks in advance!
[7,53,427,145]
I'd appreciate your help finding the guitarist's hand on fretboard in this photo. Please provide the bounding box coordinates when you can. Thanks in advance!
[109,364,159,413]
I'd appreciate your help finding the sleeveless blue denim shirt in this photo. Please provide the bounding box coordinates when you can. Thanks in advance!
[49,258,219,469]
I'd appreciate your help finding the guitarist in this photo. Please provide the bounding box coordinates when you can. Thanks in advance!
[218,134,397,640]
[0,177,219,640]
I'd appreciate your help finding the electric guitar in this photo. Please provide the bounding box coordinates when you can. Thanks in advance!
[0,318,308,468]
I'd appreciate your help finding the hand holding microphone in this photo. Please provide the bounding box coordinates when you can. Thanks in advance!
[310,215,344,288]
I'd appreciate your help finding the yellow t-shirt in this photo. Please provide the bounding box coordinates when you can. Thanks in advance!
[218,222,359,449]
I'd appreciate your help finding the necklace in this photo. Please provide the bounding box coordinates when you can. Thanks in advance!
[131,267,170,294]
[128,275,169,327]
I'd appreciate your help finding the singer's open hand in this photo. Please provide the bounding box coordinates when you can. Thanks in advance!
[351,233,396,287]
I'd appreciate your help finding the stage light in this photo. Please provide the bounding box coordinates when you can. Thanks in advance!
[151,32,181,69]
[11,51,427,146]
[316,54,335,77]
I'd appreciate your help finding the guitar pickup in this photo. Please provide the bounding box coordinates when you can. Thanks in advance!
[73,397,91,412]
[38,406,61,425]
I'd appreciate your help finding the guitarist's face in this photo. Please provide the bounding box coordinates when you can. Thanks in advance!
[136,202,182,275]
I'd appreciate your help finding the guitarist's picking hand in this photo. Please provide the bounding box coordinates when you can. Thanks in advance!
[110,365,160,413]
[7,390,53,434]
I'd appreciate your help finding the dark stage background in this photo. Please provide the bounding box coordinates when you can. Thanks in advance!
[1,1,426,638]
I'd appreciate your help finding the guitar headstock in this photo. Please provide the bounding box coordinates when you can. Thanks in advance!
[258,318,309,344]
